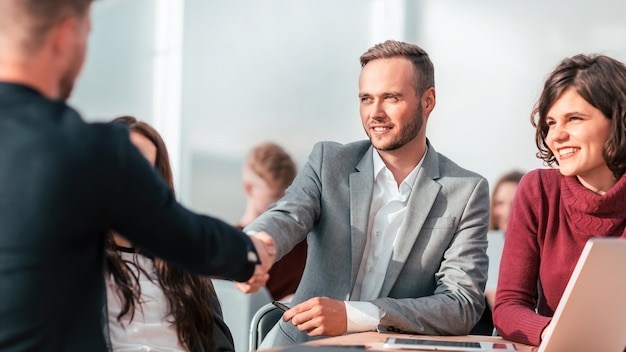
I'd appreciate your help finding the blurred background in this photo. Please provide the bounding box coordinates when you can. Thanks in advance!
[72,0,626,224]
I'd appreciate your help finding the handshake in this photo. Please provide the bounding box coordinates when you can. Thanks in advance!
[236,231,276,294]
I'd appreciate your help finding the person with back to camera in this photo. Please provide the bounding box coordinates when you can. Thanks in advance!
[236,142,307,302]
[484,170,524,310]
[493,53,626,347]
[238,40,490,348]
[105,116,234,352]
[0,1,274,350]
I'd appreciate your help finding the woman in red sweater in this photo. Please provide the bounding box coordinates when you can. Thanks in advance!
[492,54,626,346]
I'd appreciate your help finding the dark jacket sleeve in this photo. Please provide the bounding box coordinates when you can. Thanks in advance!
[104,126,257,281]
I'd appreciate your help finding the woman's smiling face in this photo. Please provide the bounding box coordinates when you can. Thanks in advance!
[545,88,614,191]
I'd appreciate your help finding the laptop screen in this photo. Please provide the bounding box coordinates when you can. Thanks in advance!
[538,238,626,352]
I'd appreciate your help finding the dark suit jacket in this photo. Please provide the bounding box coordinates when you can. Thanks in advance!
[238,224,306,301]
[0,83,256,351]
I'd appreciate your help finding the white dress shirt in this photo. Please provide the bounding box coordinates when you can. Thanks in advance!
[345,148,426,332]
[106,252,186,352]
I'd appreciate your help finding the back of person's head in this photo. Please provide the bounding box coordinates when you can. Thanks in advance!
[113,115,173,190]
[244,142,297,196]
[359,40,435,96]
[489,170,525,232]
[107,116,217,351]
[532,54,626,178]
[0,0,92,54]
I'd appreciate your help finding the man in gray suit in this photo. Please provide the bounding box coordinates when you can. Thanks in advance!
[241,40,489,347]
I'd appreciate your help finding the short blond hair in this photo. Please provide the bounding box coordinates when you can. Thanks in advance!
[360,40,435,96]
[245,142,297,193]
[0,0,92,54]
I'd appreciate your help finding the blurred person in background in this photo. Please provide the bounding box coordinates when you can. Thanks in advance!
[469,170,524,336]
[485,170,525,310]
[237,142,306,302]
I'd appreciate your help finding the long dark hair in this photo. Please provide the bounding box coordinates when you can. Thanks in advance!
[106,115,216,351]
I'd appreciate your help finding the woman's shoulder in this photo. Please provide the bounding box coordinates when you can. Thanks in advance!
[517,168,562,198]
[521,168,561,185]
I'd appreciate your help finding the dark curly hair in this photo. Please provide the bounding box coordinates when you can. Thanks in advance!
[531,54,626,178]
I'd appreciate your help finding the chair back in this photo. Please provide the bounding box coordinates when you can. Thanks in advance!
[211,279,272,352]
[249,302,284,351]
[469,298,495,336]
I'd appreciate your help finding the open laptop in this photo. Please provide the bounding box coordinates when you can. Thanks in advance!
[536,237,626,352]
[383,237,626,351]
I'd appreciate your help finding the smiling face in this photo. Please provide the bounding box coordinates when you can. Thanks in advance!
[545,88,615,192]
[359,57,431,156]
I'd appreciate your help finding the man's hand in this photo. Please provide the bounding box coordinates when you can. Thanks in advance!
[235,231,276,293]
[283,297,347,337]
[250,231,276,272]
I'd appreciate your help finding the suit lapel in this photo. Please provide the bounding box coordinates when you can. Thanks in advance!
[349,147,374,291]
[380,145,441,296]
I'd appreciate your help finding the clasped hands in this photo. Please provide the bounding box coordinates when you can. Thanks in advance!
[236,233,347,336]
[235,231,276,294]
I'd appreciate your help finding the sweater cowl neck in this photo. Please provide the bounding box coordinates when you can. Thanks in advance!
[561,172,626,216]
[559,172,626,238]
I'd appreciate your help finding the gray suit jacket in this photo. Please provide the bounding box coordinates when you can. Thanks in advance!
[246,140,489,345]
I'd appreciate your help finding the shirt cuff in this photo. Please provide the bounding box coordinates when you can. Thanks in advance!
[245,234,260,265]
[344,301,382,332]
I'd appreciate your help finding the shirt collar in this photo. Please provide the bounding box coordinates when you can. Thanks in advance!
[372,145,428,192]
[373,150,387,182]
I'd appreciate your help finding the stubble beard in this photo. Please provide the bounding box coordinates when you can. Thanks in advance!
[369,105,423,152]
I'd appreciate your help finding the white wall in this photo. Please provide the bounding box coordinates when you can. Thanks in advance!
[72,0,626,224]
[181,0,369,222]
[417,1,626,190]
[72,0,155,120]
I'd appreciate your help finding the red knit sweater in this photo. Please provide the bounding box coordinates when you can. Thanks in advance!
[492,168,626,346]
